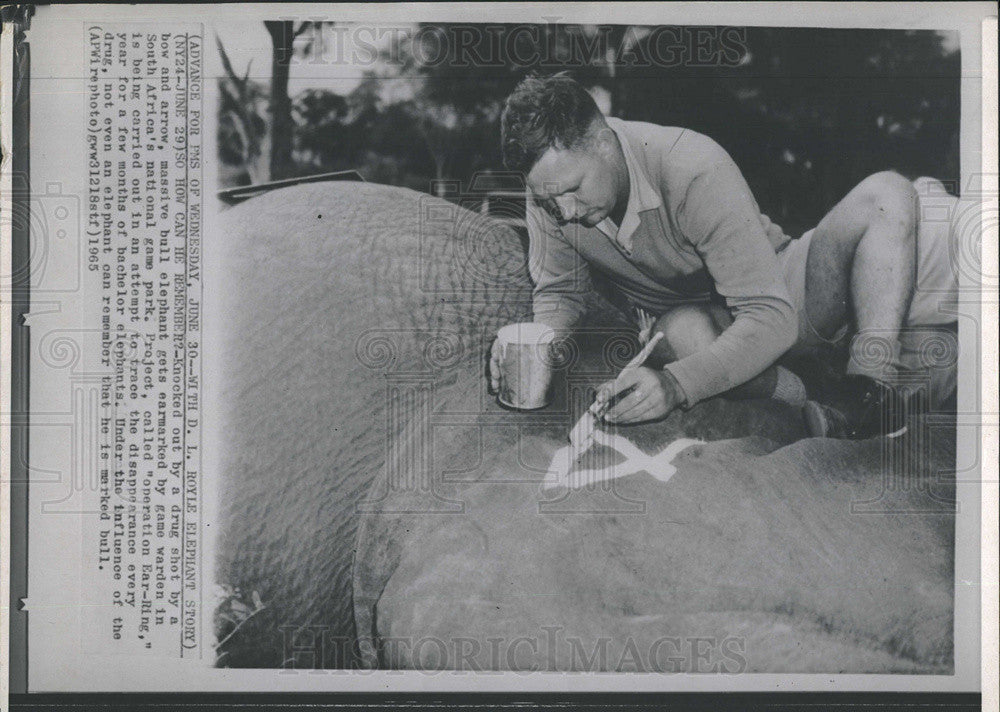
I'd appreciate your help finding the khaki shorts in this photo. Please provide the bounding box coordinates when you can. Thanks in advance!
[775,228,842,350]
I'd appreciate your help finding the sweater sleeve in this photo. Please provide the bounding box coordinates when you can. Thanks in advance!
[663,158,798,405]
[526,199,591,332]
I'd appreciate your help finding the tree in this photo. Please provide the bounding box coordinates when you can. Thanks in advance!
[216,36,269,184]
[292,89,350,170]
[264,20,313,181]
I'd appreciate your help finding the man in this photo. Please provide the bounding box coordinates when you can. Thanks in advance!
[489,73,958,438]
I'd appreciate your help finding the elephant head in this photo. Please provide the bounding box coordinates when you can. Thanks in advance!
[211,182,535,667]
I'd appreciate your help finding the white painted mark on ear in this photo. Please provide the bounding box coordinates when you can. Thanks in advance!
[542,429,702,490]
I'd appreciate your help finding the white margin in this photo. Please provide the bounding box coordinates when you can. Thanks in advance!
[4,2,998,702]
[979,15,998,712]
[1,15,16,712]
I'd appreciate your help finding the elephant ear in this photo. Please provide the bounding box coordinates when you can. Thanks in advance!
[212,181,534,668]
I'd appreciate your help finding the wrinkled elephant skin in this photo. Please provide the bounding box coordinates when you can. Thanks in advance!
[353,397,955,673]
[211,182,535,667]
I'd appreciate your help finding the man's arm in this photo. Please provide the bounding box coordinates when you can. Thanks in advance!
[666,157,798,406]
[525,199,591,332]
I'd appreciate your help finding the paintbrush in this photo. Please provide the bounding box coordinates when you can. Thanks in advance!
[567,331,665,457]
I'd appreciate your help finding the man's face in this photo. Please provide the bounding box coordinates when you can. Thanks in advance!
[526,132,627,228]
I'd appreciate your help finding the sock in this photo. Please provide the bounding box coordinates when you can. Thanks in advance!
[846,331,902,384]
[771,366,808,408]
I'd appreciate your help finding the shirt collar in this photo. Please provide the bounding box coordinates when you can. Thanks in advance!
[595,118,663,251]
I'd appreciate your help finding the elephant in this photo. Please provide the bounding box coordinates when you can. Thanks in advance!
[353,393,955,673]
[212,181,955,672]
[211,180,564,667]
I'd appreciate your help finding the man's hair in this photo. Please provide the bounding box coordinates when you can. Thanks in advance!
[500,72,604,174]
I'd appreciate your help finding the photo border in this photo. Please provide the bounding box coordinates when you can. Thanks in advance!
[2,2,996,709]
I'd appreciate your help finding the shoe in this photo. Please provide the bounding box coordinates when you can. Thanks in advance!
[802,374,912,440]
[804,400,850,438]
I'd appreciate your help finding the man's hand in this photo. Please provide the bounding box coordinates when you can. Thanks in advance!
[595,367,684,424]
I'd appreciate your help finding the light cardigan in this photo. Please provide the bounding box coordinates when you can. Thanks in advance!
[527,117,798,405]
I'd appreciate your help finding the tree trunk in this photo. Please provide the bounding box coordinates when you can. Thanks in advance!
[265,21,295,181]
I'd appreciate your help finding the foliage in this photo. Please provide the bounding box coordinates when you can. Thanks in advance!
[216,36,269,185]
[216,24,959,233]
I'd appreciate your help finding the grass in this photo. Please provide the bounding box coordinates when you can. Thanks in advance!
[212,583,267,667]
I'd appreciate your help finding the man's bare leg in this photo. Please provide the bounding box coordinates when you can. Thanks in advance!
[801,171,919,438]
[803,171,919,380]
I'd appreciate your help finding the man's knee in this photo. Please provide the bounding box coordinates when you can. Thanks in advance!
[652,304,722,363]
[852,170,919,236]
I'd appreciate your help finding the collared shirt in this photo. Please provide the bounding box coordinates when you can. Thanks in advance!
[526,117,798,406]
[592,125,665,253]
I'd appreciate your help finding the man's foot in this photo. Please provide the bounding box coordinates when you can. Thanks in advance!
[802,374,912,439]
